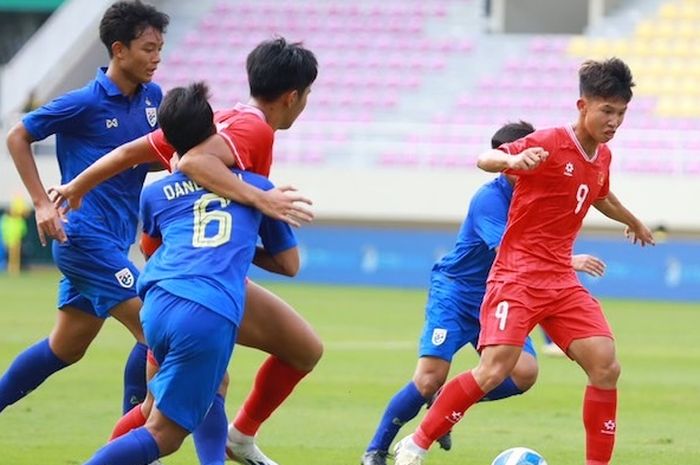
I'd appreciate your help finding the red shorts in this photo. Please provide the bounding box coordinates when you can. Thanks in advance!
[478,281,613,353]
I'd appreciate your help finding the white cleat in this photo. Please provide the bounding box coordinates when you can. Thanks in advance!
[226,425,280,465]
[393,435,427,465]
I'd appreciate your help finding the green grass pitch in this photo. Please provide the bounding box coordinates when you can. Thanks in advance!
[0,270,698,464]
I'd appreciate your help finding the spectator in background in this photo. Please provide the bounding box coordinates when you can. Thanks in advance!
[1,196,29,275]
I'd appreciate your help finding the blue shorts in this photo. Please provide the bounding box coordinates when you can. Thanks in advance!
[52,237,139,318]
[141,285,238,432]
[418,274,536,361]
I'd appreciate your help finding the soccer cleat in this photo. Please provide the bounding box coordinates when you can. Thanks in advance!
[360,450,390,465]
[226,427,279,465]
[436,429,452,451]
[393,435,426,465]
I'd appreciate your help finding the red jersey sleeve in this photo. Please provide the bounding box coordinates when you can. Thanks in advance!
[499,128,557,177]
[217,115,274,177]
[139,232,162,259]
[146,129,177,171]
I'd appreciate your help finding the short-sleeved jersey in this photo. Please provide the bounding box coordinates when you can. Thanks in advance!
[147,103,274,176]
[137,169,296,325]
[22,68,162,248]
[432,174,513,306]
[490,126,611,288]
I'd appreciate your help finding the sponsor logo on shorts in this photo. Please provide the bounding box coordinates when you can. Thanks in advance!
[431,328,447,346]
[115,267,135,288]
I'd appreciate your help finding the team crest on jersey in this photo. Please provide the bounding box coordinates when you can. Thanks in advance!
[598,172,606,186]
[145,107,157,127]
[564,162,574,176]
[115,267,135,288]
[431,328,447,346]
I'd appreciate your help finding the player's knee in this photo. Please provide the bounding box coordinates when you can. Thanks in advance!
[474,363,511,392]
[294,336,324,372]
[146,426,185,456]
[511,358,539,392]
[589,359,621,387]
[412,373,443,398]
[51,344,88,364]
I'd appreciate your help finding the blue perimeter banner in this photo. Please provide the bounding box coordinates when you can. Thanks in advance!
[248,225,700,302]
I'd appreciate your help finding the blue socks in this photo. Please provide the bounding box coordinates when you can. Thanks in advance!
[0,338,68,412]
[123,342,148,413]
[193,393,227,465]
[482,376,523,401]
[367,381,428,453]
[83,426,160,465]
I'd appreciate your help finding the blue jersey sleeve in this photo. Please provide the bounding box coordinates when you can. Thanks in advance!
[139,186,161,238]
[22,89,91,141]
[470,193,508,250]
[258,216,297,255]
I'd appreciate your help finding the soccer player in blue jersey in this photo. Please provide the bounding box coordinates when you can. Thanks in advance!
[361,122,607,465]
[2,1,169,415]
[82,82,298,465]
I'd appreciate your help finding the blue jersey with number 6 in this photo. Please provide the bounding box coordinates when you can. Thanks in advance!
[137,169,295,325]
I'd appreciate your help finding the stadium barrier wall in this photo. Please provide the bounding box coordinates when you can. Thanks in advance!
[247,224,700,302]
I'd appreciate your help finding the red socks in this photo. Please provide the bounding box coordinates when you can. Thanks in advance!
[233,356,309,436]
[413,371,485,449]
[583,385,617,465]
[109,404,147,440]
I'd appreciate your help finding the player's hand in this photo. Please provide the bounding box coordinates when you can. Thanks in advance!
[259,185,314,227]
[48,183,82,216]
[34,200,67,246]
[508,147,549,171]
[625,221,655,247]
[571,254,606,277]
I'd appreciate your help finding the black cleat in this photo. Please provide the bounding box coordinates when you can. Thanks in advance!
[361,450,390,465]
[436,430,452,451]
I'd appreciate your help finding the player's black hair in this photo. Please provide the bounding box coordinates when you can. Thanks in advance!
[158,82,215,156]
[99,0,169,57]
[579,57,634,103]
[491,120,535,149]
[247,37,318,102]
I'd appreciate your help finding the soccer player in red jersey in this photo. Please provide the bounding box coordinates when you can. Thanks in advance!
[52,38,319,465]
[394,58,655,465]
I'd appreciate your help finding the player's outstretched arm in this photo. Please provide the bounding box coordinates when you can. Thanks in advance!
[477,147,549,172]
[6,122,66,246]
[178,139,314,227]
[593,191,655,246]
[571,254,606,277]
[48,135,156,212]
[252,246,299,277]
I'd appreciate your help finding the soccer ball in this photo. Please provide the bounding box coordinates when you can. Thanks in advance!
[491,447,548,465]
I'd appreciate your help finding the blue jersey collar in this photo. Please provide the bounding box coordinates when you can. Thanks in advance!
[96,67,146,97]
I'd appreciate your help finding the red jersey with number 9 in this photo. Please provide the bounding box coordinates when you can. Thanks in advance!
[489,126,611,289]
